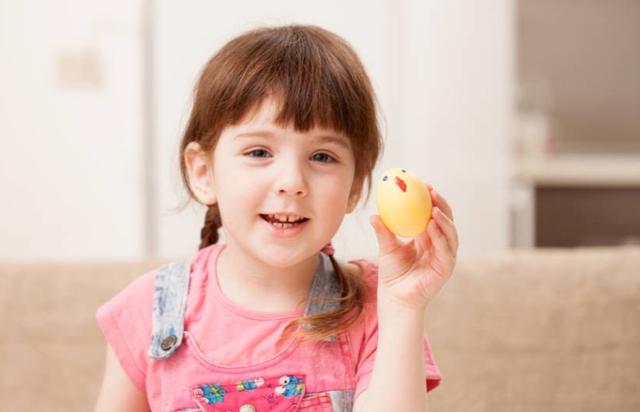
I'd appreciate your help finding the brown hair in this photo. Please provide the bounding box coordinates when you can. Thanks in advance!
[178,24,383,344]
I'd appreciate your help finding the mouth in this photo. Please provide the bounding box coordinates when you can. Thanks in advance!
[259,214,310,230]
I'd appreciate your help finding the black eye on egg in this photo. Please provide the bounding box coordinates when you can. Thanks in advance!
[401,169,406,173]
[382,176,388,181]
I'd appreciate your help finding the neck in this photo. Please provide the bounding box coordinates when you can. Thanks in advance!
[212,242,319,313]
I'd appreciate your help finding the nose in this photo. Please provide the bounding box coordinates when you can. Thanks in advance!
[276,159,308,197]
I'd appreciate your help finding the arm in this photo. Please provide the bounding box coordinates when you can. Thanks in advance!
[94,344,151,412]
[352,300,429,412]
[358,185,458,412]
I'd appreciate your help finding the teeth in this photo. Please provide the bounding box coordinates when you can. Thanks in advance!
[268,214,305,223]
[272,221,296,229]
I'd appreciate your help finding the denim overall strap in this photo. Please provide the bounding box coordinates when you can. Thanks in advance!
[304,252,355,410]
[147,261,191,360]
[303,252,343,342]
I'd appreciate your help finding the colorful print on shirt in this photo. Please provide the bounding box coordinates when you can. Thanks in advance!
[189,374,306,411]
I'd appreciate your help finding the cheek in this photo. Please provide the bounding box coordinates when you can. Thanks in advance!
[216,180,261,218]
[317,176,353,205]
[231,184,263,209]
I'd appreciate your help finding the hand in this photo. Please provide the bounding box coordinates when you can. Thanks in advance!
[369,184,459,310]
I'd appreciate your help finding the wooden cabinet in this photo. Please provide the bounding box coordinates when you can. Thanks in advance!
[535,186,640,247]
[510,154,640,248]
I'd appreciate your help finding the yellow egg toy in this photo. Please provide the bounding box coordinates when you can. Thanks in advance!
[375,167,432,237]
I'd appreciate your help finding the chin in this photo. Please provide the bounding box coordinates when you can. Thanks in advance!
[256,244,318,268]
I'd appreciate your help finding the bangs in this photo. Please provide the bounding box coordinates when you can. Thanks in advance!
[181,24,382,213]
[216,26,373,140]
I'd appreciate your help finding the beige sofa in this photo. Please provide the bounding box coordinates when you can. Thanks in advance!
[1,245,639,411]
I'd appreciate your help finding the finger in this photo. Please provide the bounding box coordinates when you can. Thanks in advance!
[428,187,454,222]
[427,218,455,269]
[433,207,459,252]
[416,218,433,255]
[369,215,403,255]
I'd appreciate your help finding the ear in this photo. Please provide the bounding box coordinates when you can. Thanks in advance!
[184,141,217,205]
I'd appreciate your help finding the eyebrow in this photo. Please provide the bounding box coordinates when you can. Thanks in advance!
[234,129,351,150]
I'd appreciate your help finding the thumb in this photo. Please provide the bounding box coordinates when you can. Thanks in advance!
[369,214,401,255]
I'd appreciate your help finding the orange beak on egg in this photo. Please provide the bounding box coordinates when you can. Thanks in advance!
[394,176,407,192]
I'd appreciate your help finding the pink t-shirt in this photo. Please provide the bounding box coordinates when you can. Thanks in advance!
[96,243,442,410]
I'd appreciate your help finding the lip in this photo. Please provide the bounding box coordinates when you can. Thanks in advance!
[260,214,310,238]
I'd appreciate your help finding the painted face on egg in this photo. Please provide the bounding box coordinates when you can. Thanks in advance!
[375,167,432,237]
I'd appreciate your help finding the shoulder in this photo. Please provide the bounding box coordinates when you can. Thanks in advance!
[336,258,381,364]
[100,268,156,308]
[97,244,216,323]
[95,265,159,328]
[337,257,380,319]
[340,257,378,280]
[96,257,195,330]
[341,258,379,297]
[95,266,163,391]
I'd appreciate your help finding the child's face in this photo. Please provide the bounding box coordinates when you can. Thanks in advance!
[206,97,358,266]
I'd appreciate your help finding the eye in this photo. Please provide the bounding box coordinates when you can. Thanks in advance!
[245,148,271,158]
[401,169,406,173]
[382,176,388,181]
[312,152,337,163]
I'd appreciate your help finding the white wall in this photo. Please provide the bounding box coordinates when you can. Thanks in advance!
[155,0,514,259]
[402,0,515,257]
[0,0,514,260]
[0,0,144,259]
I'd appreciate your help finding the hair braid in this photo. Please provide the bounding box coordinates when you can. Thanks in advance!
[275,252,369,347]
[199,204,222,250]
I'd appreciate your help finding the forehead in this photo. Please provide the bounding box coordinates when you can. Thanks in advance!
[230,97,351,150]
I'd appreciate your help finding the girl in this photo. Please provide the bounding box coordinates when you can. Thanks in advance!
[94,24,458,412]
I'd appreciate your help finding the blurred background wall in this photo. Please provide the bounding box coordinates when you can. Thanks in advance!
[511,0,640,250]
[518,0,640,154]
[1,0,637,261]
[0,0,145,259]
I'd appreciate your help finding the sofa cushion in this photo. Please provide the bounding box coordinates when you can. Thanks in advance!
[0,259,168,411]
[425,245,640,412]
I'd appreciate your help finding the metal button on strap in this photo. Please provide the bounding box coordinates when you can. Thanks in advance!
[239,404,257,412]
[160,335,177,351]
